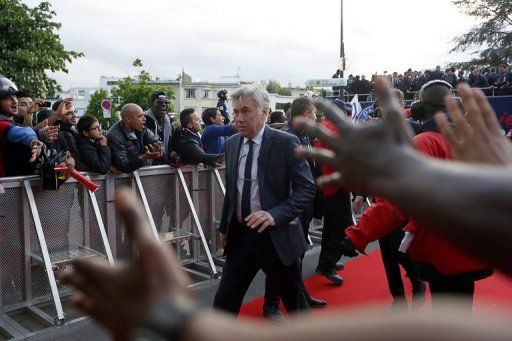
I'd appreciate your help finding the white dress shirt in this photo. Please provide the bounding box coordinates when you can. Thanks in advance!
[236,125,265,222]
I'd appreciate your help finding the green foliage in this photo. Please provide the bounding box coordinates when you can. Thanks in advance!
[84,88,114,128]
[266,79,281,94]
[110,59,175,113]
[450,0,512,68]
[277,87,292,96]
[0,1,83,97]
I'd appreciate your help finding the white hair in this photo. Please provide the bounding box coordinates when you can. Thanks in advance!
[230,84,270,111]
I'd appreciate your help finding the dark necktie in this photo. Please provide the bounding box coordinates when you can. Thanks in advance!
[241,140,254,221]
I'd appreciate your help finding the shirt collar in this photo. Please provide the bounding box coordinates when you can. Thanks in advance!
[243,124,265,145]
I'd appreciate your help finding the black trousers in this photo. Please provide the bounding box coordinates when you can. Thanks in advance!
[213,224,309,315]
[378,228,422,300]
[263,211,314,312]
[317,189,353,272]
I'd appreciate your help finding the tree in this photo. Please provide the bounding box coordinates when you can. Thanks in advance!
[277,87,292,96]
[85,89,114,128]
[266,79,281,93]
[450,0,512,68]
[0,1,83,97]
[110,59,175,113]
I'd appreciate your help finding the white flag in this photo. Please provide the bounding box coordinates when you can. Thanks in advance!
[350,94,362,121]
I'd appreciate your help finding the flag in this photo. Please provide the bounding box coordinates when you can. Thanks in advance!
[350,94,362,121]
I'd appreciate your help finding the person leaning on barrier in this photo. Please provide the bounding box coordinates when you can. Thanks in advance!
[0,76,43,176]
[144,91,174,164]
[51,99,87,171]
[15,88,43,127]
[173,108,224,167]
[200,107,237,155]
[107,103,162,173]
[76,115,112,175]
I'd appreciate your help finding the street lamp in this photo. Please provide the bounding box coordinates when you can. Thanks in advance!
[339,0,345,78]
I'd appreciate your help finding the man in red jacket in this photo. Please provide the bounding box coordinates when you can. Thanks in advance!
[315,99,354,285]
[344,80,492,310]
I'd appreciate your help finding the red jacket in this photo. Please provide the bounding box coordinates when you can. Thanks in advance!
[345,130,489,276]
[316,119,343,196]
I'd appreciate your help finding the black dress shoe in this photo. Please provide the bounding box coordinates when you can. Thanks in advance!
[336,262,345,270]
[315,268,344,285]
[307,295,327,308]
[263,308,286,322]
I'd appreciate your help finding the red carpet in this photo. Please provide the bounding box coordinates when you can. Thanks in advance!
[239,249,512,318]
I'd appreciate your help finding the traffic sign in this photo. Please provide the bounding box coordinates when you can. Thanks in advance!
[103,110,111,119]
[101,100,111,111]
[305,78,347,87]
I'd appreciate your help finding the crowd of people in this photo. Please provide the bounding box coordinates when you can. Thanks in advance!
[343,64,512,100]
[2,70,512,339]
[0,76,233,180]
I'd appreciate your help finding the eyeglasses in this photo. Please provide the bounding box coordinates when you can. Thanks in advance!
[88,125,102,131]
[65,110,78,115]
[237,153,257,182]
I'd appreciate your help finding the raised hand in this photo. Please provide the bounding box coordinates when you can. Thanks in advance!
[28,140,43,163]
[57,188,191,340]
[435,84,512,165]
[295,96,414,194]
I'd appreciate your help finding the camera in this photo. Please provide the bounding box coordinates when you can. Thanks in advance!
[41,101,52,108]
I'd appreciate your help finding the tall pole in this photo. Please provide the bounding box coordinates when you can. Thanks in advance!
[340,0,345,78]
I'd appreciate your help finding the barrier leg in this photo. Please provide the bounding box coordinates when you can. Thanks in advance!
[23,180,65,325]
[88,188,114,265]
[177,169,217,277]
[133,171,160,242]
[212,168,226,196]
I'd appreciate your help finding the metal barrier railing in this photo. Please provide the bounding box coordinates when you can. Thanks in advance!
[0,164,226,334]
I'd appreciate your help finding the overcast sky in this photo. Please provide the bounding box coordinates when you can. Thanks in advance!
[23,0,477,89]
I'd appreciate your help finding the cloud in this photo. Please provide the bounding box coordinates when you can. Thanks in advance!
[23,0,475,89]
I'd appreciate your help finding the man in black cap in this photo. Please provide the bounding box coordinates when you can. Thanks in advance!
[144,91,173,163]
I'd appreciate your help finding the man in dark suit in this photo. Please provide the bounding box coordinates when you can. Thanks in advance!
[213,85,316,316]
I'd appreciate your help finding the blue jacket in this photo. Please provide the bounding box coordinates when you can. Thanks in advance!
[201,124,236,154]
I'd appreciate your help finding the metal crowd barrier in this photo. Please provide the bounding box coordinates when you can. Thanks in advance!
[0,164,226,336]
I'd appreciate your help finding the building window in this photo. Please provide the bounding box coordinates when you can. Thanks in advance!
[107,81,117,86]
[202,90,210,99]
[186,89,196,98]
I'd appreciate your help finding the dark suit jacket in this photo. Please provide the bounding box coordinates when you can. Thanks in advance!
[219,125,316,266]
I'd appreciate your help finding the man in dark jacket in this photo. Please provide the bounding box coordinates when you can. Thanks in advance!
[107,103,162,173]
[173,108,224,166]
[51,100,86,170]
[76,115,111,174]
[262,97,326,320]
[144,91,173,163]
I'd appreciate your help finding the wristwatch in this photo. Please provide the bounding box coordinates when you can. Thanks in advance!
[133,297,198,340]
